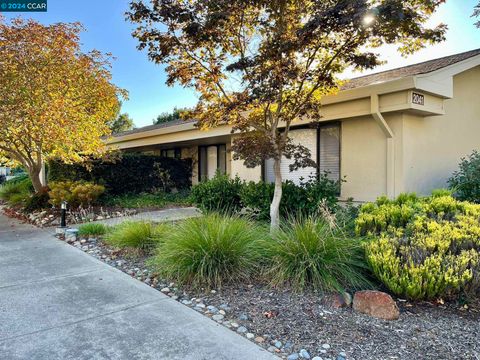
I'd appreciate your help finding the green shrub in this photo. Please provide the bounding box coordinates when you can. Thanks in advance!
[24,186,51,212]
[48,153,192,195]
[105,221,167,251]
[266,216,371,292]
[48,181,105,208]
[240,175,341,221]
[238,180,273,220]
[448,150,480,203]
[0,176,33,206]
[78,223,108,237]
[150,213,266,288]
[359,193,480,300]
[191,173,243,213]
[192,173,341,220]
[355,193,422,236]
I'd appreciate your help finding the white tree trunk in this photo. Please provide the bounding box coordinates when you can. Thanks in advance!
[39,160,47,187]
[269,157,283,230]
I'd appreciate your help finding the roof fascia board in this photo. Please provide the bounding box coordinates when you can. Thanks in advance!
[109,122,197,144]
[415,55,480,98]
[321,77,416,105]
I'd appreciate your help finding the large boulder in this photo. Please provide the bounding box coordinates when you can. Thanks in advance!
[353,290,399,320]
[321,292,352,309]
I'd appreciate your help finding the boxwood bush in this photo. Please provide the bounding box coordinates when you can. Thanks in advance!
[358,192,480,300]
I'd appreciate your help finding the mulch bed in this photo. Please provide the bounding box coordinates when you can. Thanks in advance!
[68,235,480,360]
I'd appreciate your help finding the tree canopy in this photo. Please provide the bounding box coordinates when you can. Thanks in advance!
[474,1,480,27]
[154,107,185,125]
[109,112,135,134]
[0,17,126,191]
[128,0,446,227]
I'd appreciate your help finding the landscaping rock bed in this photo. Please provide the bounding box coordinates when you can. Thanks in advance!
[2,206,137,227]
[70,236,480,360]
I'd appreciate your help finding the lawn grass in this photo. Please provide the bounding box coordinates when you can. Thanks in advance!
[103,190,191,209]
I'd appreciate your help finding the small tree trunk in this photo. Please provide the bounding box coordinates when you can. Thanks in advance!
[270,157,283,230]
[39,161,47,187]
[28,166,43,193]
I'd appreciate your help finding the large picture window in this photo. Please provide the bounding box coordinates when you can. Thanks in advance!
[263,123,341,184]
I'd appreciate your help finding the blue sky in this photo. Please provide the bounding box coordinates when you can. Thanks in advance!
[3,0,480,127]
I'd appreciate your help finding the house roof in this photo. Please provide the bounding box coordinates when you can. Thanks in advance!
[113,48,480,139]
[343,48,480,90]
[114,118,197,137]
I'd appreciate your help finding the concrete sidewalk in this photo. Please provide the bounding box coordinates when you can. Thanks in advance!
[0,212,278,360]
[83,207,201,227]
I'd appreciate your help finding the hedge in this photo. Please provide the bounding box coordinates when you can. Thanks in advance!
[48,153,192,195]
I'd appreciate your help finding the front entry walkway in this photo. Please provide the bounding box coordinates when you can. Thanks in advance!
[0,212,277,360]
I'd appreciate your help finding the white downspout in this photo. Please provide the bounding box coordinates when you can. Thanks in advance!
[370,94,395,198]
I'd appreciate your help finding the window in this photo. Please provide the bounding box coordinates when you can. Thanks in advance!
[263,123,341,184]
[161,148,181,159]
[318,124,340,182]
[198,144,227,181]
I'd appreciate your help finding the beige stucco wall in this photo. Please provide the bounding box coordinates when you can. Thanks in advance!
[402,66,480,195]
[229,135,262,182]
[181,146,199,185]
[340,113,405,202]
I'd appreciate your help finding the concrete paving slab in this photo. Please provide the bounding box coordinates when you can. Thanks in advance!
[0,299,274,360]
[0,239,103,288]
[0,212,279,360]
[0,267,165,339]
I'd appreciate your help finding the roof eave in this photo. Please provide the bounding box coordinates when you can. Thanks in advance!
[108,122,197,144]
[322,76,417,105]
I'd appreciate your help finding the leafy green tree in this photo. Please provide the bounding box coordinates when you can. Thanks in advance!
[108,113,135,134]
[474,1,480,27]
[154,107,185,125]
[128,0,446,228]
[0,18,125,192]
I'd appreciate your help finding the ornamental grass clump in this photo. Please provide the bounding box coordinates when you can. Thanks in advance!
[150,213,266,288]
[78,223,108,237]
[266,216,372,292]
[105,221,167,252]
[359,192,480,300]
[0,175,33,206]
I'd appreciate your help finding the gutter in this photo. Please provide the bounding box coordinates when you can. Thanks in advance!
[370,94,395,198]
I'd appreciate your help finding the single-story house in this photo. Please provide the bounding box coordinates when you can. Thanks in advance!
[109,48,480,202]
